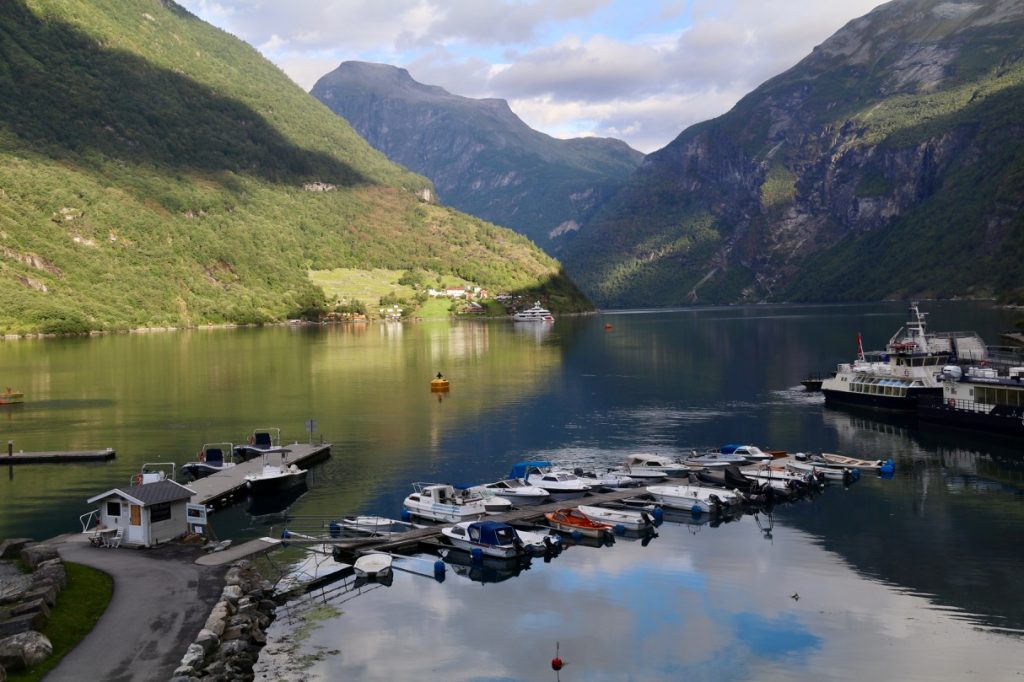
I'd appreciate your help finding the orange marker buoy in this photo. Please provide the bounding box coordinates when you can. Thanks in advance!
[603,323,613,331]
[551,641,564,671]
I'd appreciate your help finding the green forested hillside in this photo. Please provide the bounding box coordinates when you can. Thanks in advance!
[0,0,585,334]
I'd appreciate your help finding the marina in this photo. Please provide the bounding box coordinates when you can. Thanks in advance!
[1,301,1022,681]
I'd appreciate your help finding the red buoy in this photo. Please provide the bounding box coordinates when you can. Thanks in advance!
[551,641,564,670]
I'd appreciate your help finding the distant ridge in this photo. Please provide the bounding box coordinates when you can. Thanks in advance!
[311,61,643,252]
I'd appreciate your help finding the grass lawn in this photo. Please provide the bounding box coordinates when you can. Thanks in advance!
[9,562,114,682]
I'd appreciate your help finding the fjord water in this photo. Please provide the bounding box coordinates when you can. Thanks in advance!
[2,302,1023,680]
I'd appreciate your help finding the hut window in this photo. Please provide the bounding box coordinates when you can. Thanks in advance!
[106,501,121,517]
[150,503,172,523]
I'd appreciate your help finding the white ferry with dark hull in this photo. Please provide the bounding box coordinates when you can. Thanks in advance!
[918,359,1024,438]
[821,303,985,415]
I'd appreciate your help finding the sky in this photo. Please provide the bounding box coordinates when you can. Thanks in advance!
[177,0,883,153]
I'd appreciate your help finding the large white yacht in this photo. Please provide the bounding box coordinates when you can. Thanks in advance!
[512,301,554,322]
[820,302,986,414]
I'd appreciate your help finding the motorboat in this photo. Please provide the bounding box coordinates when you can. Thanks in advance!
[512,301,554,322]
[544,508,613,539]
[336,516,413,536]
[695,464,757,492]
[438,547,532,584]
[233,427,289,461]
[403,483,512,523]
[573,468,639,490]
[621,453,696,477]
[786,457,858,483]
[820,302,986,414]
[0,387,24,405]
[739,463,818,494]
[509,461,590,500]
[683,449,749,469]
[577,504,654,532]
[512,526,564,554]
[646,484,744,513]
[353,553,393,580]
[470,478,550,506]
[243,453,308,495]
[718,444,774,463]
[180,443,236,480]
[441,521,535,558]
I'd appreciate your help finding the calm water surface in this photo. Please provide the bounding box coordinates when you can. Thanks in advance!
[1,301,1023,680]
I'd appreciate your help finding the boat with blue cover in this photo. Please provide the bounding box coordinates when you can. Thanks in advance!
[180,442,236,480]
[441,520,556,558]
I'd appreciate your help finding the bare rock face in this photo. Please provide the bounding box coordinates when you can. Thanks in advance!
[19,545,58,571]
[0,630,53,671]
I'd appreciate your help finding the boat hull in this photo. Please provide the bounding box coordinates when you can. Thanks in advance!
[576,505,651,531]
[917,396,1024,438]
[246,469,307,495]
[822,385,939,414]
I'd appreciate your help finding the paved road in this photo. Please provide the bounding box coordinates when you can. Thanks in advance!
[46,535,226,682]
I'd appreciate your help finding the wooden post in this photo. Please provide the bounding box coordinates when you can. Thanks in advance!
[7,441,11,457]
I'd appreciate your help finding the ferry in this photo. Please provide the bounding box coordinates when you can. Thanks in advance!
[917,356,1024,437]
[820,303,986,414]
[512,301,554,322]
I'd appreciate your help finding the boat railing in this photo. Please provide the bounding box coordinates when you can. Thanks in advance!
[131,461,177,485]
[269,516,419,543]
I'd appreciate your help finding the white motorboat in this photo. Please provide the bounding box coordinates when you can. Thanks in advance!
[512,301,554,322]
[622,453,696,477]
[785,457,857,483]
[577,504,654,532]
[403,483,512,523]
[471,478,550,506]
[574,469,639,490]
[244,453,307,495]
[646,484,744,513]
[819,452,890,470]
[684,450,748,469]
[353,553,393,580]
[739,464,818,493]
[513,526,564,554]
[509,461,590,500]
[338,516,412,536]
[441,521,536,558]
[718,444,774,463]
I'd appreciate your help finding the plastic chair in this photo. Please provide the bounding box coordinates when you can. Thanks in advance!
[105,528,124,549]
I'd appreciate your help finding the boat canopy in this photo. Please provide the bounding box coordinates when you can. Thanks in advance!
[509,461,552,479]
[468,521,519,546]
[719,444,745,454]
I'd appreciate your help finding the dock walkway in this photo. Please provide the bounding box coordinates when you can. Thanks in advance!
[187,442,331,507]
[312,486,662,557]
[2,448,116,464]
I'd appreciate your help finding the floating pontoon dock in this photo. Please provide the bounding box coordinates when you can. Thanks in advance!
[3,448,116,464]
[187,442,331,507]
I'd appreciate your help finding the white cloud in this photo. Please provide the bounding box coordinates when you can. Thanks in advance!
[177,0,884,153]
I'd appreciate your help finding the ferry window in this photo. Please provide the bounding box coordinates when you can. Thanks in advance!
[150,503,171,523]
[106,501,121,517]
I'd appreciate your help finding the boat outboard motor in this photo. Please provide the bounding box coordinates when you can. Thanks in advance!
[709,494,723,514]
[640,510,653,526]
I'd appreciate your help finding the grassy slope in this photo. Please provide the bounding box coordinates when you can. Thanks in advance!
[0,0,585,333]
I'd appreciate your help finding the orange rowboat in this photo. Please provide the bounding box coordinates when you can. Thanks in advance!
[544,508,613,539]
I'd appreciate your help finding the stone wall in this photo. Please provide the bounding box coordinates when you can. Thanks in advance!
[171,560,279,682]
[0,538,62,677]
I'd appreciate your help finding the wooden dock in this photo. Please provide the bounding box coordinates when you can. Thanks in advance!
[321,486,662,557]
[2,448,116,464]
[187,442,331,507]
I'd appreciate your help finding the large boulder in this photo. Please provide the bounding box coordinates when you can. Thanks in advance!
[19,545,58,571]
[0,576,33,607]
[0,612,43,637]
[0,540,33,561]
[0,630,52,671]
[33,559,66,591]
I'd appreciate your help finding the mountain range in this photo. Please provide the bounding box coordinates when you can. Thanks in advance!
[563,0,1024,306]
[310,61,643,252]
[0,0,586,334]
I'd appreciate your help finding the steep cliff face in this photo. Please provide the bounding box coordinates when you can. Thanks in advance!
[566,0,1024,307]
[311,61,644,251]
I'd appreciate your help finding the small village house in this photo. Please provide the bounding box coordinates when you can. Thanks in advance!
[86,479,195,548]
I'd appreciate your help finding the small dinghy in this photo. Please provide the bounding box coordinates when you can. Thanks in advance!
[544,508,613,539]
[353,553,393,580]
[820,452,891,471]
